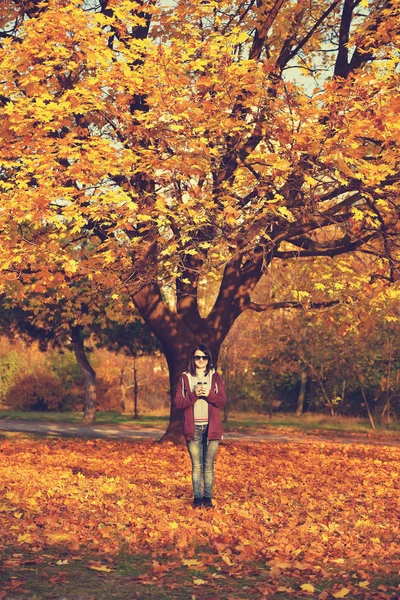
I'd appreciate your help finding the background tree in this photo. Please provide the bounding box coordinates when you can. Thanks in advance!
[0,298,99,420]
[0,0,399,439]
[95,319,160,418]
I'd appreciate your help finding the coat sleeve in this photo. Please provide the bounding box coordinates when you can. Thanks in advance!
[174,375,198,409]
[206,373,226,408]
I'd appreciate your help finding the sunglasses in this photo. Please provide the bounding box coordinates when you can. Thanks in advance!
[194,355,209,361]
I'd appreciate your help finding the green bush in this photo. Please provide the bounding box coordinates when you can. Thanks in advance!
[0,350,31,404]
[5,370,64,411]
[46,350,84,410]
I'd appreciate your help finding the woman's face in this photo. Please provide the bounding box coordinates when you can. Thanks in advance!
[193,350,209,368]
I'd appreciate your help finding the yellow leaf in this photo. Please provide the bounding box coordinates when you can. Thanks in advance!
[358,581,370,588]
[304,175,318,186]
[193,578,207,585]
[26,498,39,509]
[221,553,233,566]
[17,533,33,543]
[301,583,315,593]
[183,559,203,568]
[170,124,184,132]
[332,589,350,598]
[277,206,296,222]
[236,31,249,44]
[89,565,113,572]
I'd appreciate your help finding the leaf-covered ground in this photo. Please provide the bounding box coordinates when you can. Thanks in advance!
[0,435,399,599]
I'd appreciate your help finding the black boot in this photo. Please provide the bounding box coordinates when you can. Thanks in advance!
[202,497,213,508]
[193,497,203,508]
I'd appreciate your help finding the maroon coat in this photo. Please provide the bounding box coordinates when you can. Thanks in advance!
[174,372,226,441]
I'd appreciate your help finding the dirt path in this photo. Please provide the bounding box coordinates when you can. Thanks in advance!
[1,417,400,446]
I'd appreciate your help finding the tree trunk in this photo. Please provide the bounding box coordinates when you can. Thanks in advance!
[359,383,375,431]
[159,338,222,443]
[385,341,393,429]
[119,367,127,413]
[120,367,135,415]
[219,344,231,424]
[296,370,307,417]
[71,326,97,423]
[131,280,245,443]
[133,355,139,419]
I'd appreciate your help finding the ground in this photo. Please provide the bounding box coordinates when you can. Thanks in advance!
[0,424,399,599]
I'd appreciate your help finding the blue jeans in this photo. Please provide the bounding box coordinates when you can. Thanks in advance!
[187,425,219,499]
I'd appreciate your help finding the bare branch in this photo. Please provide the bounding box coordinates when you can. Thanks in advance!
[246,300,340,311]
[274,233,379,259]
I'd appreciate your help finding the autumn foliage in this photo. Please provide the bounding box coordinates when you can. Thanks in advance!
[1,436,399,597]
[1,0,400,433]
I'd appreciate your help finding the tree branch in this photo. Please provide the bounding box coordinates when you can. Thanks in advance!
[246,300,340,311]
[249,0,287,61]
[280,0,341,69]
[334,0,361,78]
[274,232,379,258]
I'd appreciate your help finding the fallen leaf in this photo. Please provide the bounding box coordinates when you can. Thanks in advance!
[220,554,233,566]
[301,583,315,593]
[332,588,350,598]
[88,565,113,572]
[183,559,203,568]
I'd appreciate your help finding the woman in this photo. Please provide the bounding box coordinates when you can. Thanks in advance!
[174,344,226,508]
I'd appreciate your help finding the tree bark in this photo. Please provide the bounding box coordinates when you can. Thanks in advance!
[296,370,307,416]
[385,341,393,429]
[133,355,139,419]
[153,335,224,443]
[359,381,376,431]
[131,253,266,441]
[119,367,127,413]
[158,338,224,443]
[71,326,97,423]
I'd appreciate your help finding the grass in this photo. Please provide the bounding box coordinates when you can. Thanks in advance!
[1,545,399,600]
[0,408,399,437]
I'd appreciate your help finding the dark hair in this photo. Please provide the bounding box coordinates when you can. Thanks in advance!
[187,344,213,376]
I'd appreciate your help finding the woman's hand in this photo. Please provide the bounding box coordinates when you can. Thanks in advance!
[195,384,206,397]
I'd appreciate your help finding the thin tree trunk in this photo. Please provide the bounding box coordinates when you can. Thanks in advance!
[296,370,307,417]
[385,340,393,429]
[71,326,96,423]
[339,379,346,413]
[357,375,375,431]
[119,367,127,413]
[120,367,135,415]
[133,355,139,419]
[220,345,230,424]
[302,359,335,416]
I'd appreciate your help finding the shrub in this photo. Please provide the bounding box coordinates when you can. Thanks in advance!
[0,350,31,404]
[5,370,64,411]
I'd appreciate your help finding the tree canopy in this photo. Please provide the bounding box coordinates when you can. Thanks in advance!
[1,0,399,437]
